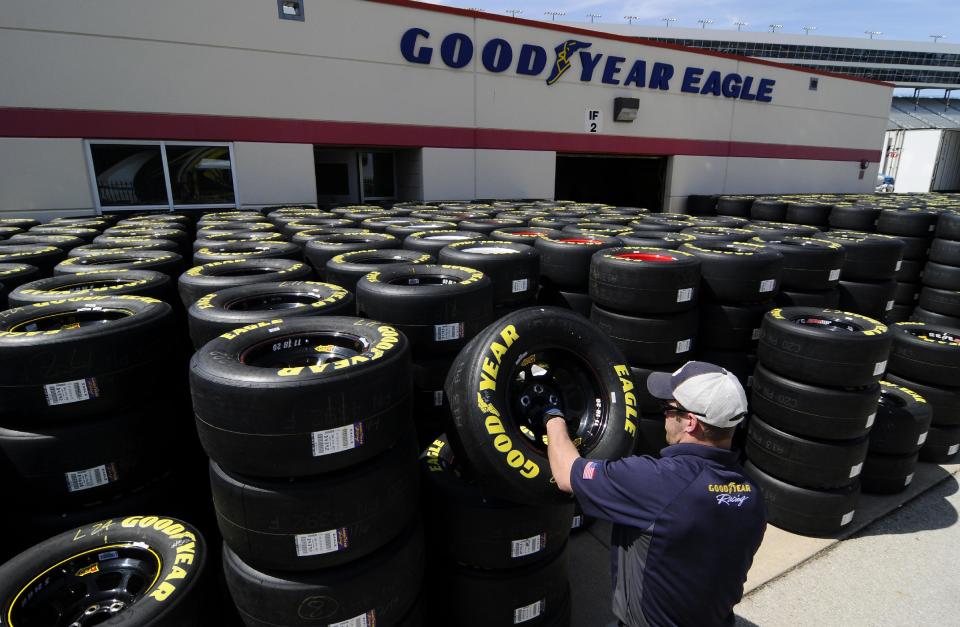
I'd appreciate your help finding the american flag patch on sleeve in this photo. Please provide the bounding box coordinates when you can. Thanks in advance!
[582,461,599,480]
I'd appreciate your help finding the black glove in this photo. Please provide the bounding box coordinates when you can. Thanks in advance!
[542,403,565,427]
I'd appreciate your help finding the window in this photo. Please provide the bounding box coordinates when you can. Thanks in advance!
[359,152,395,201]
[277,0,304,21]
[86,141,238,213]
[809,77,819,91]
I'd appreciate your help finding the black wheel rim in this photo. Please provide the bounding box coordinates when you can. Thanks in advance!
[225,292,322,311]
[9,308,134,332]
[790,315,864,333]
[51,279,139,293]
[241,331,369,369]
[7,543,162,627]
[386,272,462,286]
[507,348,607,454]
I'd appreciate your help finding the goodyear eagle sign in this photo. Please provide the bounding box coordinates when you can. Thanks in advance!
[401,28,776,103]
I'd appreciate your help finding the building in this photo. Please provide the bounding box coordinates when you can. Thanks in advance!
[582,24,960,91]
[0,0,892,218]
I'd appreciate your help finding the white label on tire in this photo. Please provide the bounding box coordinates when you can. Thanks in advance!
[294,528,347,557]
[675,339,692,354]
[895,260,903,271]
[873,360,887,376]
[433,391,444,407]
[949,444,960,456]
[840,511,855,526]
[44,378,95,406]
[849,462,863,478]
[511,534,545,558]
[751,328,761,340]
[905,473,914,486]
[513,600,544,624]
[434,322,464,342]
[829,269,841,281]
[65,464,113,493]
[311,424,362,457]
[329,611,374,627]
[571,515,583,529]
[865,412,876,429]
[929,224,936,232]
[759,279,777,293]
[918,431,928,446]
[512,278,529,293]
[676,287,693,303]
[885,300,894,311]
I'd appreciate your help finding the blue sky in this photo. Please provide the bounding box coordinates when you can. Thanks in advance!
[421,0,959,43]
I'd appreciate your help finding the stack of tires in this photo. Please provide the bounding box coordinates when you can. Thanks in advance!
[0,263,40,307]
[875,208,939,322]
[191,317,424,626]
[861,381,932,494]
[0,295,189,559]
[587,247,701,455]
[746,307,893,536]
[420,434,574,627]
[886,321,960,463]
[535,233,621,315]
[916,211,960,327]
[821,231,905,322]
[681,240,784,392]
[355,263,494,449]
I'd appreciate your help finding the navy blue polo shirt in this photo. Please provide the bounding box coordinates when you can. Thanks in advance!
[571,444,766,627]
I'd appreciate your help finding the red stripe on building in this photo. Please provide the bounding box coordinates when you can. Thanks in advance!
[0,107,881,162]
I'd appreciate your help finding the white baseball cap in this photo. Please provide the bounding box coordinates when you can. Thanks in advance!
[646,361,748,428]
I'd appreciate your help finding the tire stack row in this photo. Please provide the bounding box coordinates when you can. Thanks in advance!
[746,307,894,536]
[821,231,905,322]
[873,208,939,323]
[886,321,960,464]
[587,246,701,455]
[190,317,424,627]
[915,211,960,327]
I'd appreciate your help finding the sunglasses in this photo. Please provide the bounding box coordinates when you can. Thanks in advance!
[661,402,706,418]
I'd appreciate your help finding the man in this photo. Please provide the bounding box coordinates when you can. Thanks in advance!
[544,361,766,627]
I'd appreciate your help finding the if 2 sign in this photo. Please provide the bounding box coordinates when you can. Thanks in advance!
[585,109,602,133]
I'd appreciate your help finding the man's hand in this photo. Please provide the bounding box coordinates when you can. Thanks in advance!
[542,407,565,427]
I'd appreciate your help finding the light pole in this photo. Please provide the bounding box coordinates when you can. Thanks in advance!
[697,19,714,30]
[865,30,882,39]
[586,13,601,24]
[734,21,748,32]
[624,15,639,25]
[802,25,817,35]
[505,9,522,18]
[769,24,783,33]
[662,17,678,28]
[544,10,565,21]
[930,34,946,43]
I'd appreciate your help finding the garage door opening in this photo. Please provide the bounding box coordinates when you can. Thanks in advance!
[555,154,666,210]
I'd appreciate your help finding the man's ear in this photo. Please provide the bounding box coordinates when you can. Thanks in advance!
[684,414,700,434]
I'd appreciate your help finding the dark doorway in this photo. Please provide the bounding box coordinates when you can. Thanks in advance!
[555,154,667,210]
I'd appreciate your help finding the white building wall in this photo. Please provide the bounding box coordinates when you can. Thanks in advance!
[475,150,555,200]
[233,142,317,208]
[0,138,93,217]
[896,130,943,192]
[421,149,477,201]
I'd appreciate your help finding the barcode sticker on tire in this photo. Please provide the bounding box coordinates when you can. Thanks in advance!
[849,462,863,478]
[895,260,903,271]
[918,432,928,446]
[434,322,464,342]
[929,224,936,232]
[759,279,776,293]
[65,464,113,493]
[865,412,876,428]
[329,610,375,627]
[294,528,348,557]
[751,328,761,340]
[948,444,959,456]
[829,269,841,281]
[840,511,855,526]
[873,360,887,376]
[311,423,363,457]
[885,300,894,311]
[511,533,545,558]
[433,391,444,407]
[675,339,692,354]
[512,279,529,293]
[513,599,544,624]
[571,515,583,529]
[44,378,96,406]
[905,473,914,486]
[676,288,693,303]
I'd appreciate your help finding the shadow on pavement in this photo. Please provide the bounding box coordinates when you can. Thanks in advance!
[853,471,958,538]
[734,615,763,627]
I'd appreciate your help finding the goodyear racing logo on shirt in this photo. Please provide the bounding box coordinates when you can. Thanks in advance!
[546,39,592,85]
